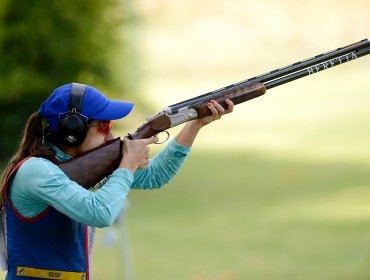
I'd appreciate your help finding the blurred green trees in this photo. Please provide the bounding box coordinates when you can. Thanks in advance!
[0,0,137,160]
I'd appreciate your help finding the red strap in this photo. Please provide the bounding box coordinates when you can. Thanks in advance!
[3,156,52,222]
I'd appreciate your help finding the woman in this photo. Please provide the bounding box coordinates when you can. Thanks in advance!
[0,83,233,280]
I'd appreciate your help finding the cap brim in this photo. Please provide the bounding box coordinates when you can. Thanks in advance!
[92,100,134,120]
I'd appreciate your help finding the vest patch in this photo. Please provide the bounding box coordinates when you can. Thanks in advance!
[16,266,86,280]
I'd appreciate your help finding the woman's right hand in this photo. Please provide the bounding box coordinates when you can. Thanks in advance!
[119,136,159,174]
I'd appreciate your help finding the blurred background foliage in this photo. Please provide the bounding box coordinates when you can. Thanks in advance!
[1,0,370,279]
[0,0,140,161]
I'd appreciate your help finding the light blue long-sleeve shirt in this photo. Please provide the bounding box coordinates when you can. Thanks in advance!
[8,139,191,227]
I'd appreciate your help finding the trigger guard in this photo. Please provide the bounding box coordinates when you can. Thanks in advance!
[155,131,170,144]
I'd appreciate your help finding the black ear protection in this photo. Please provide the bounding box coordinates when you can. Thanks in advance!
[57,83,88,147]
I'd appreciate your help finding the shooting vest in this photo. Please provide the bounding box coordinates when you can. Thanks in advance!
[3,156,89,280]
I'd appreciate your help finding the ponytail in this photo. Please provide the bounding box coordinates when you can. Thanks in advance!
[0,112,55,208]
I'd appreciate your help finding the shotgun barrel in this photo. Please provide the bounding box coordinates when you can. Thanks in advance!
[167,39,369,113]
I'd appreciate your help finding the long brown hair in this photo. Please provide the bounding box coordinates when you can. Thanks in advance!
[0,112,55,207]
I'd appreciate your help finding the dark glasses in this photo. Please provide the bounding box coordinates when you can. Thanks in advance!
[87,120,113,134]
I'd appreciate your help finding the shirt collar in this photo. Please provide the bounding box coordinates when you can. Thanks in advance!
[47,143,72,163]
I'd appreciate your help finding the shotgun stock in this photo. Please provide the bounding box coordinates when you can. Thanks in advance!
[59,138,123,189]
[59,39,369,188]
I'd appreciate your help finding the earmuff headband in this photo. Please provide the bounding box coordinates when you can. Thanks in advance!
[69,83,87,113]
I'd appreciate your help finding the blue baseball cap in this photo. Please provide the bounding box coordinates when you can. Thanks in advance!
[38,83,134,132]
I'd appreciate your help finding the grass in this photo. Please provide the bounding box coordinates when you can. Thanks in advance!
[89,149,370,280]
[90,72,370,279]
[2,150,370,280]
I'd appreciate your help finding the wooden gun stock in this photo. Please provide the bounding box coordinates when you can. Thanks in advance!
[127,112,171,140]
[59,138,123,189]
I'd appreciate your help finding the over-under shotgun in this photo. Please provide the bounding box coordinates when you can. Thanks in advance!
[59,39,370,189]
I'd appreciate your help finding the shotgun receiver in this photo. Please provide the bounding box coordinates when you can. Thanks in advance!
[59,39,370,189]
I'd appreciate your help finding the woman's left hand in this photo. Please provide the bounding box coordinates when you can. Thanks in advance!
[195,99,234,127]
[175,99,234,147]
